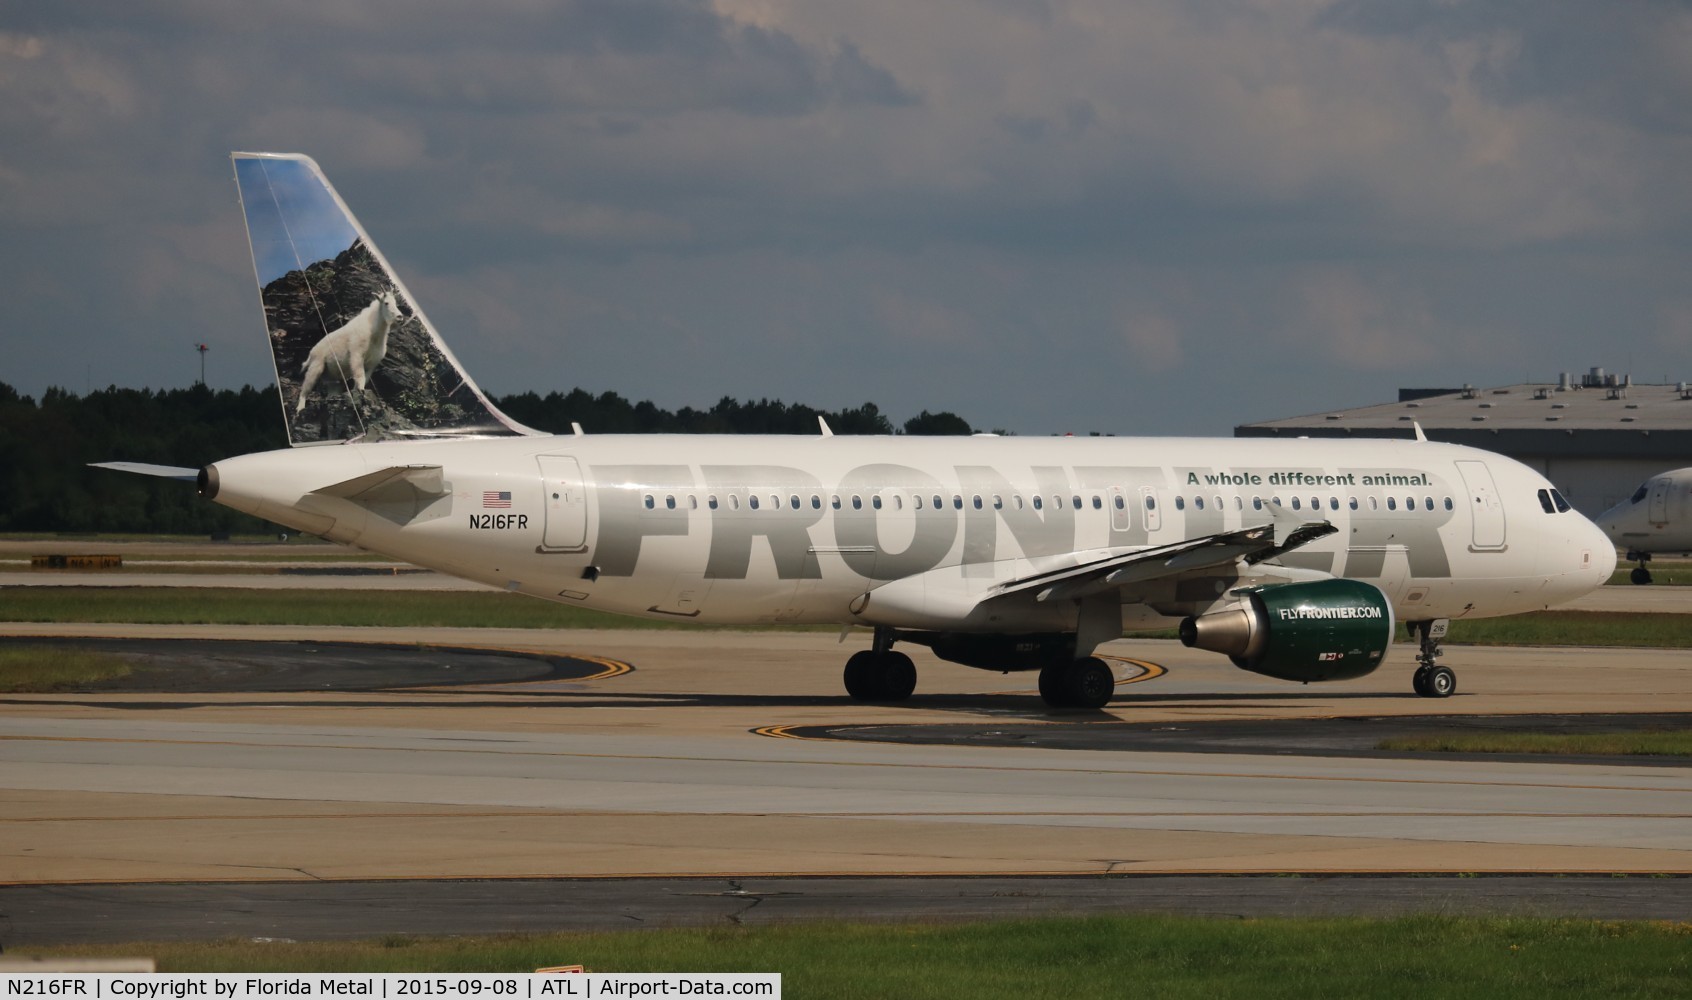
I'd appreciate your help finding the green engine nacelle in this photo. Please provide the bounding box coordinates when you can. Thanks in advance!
[1178,579,1395,682]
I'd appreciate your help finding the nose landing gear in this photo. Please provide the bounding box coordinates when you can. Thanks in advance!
[1408,619,1455,698]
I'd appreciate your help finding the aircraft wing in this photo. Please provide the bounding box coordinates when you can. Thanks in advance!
[987,519,1339,605]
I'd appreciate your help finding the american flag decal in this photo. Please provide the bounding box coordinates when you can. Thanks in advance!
[482,490,512,508]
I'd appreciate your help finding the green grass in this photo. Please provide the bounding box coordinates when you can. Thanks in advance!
[1379,730,1692,757]
[0,587,831,631]
[23,917,1692,996]
[0,644,133,691]
[1433,611,1692,648]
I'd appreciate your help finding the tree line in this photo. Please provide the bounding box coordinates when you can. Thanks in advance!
[0,382,976,535]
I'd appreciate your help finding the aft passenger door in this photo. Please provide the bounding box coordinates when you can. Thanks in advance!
[1455,460,1506,550]
[537,454,588,551]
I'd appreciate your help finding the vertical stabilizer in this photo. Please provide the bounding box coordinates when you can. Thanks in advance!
[232,152,535,445]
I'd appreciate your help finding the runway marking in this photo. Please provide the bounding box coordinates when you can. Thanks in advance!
[1004,656,1167,697]
[399,648,633,688]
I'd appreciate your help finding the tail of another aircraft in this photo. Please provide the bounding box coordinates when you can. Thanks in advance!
[232,152,535,445]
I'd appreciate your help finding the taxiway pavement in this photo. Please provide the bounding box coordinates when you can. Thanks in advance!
[3,626,1691,891]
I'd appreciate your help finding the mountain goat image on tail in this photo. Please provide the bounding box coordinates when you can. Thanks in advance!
[295,289,400,414]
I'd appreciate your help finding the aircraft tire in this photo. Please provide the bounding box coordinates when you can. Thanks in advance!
[1425,665,1456,699]
[1067,657,1116,710]
[881,651,917,701]
[843,650,916,701]
[1632,567,1653,585]
[1038,665,1071,708]
[843,650,883,700]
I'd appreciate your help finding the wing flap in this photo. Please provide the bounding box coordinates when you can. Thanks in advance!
[992,520,1338,605]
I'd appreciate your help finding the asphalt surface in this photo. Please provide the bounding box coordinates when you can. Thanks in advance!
[800,713,1692,766]
[6,626,1692,944]
[0,636,617,692]
[5,875,1692,945]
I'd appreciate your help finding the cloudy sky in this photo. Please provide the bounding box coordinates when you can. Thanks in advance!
[3,0,1689,435]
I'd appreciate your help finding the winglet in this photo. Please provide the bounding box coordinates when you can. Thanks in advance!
[818,415,834,438]
[1412,420,1427,443]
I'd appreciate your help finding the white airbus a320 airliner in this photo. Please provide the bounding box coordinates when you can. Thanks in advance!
[102,153,1616,709]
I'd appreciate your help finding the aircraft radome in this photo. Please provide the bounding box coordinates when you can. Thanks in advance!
[1598,468,1692,584]
[97,153,1617,709]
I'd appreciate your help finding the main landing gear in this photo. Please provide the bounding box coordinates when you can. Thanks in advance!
[840,628,1117,709]
[1626,550,1653,585]
[1408,620,1455,698]
[1037,657,1116,710]
[843,628,917,702]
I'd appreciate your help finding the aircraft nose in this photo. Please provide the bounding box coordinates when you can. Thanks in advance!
[1582,516,1618,589]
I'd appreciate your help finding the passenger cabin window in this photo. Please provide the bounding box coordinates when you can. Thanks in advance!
[1329,497,1340,511]
[1424,496,1434,511]
[933,494,943,510]
[1175,496,1185,511]
[1349,497,1358,510]
[1387,497,1397,511]
[1252,497,1262,510]
[1444,497,1454,511]
[993,495,1004,510]
[730,494,740,510]
[749,495,760,510]
[831,495,841,510]
[643,494,655,509]
[1194,496,1205,510]
[1145,496,1157,511]
[872,495,883,510]
[973,495,984,510]
[1290,497,1301,510]
[1034,495,1044,510]
[852,495,862,510]
[665,495,676,510]
[1369,496,1378,511]
[1114,495,1126,510]
[708,495,719,510]
[1072,496,1082,510]
[953,495,964,510]
[811,495,821,510]
[1092,495,1103,510]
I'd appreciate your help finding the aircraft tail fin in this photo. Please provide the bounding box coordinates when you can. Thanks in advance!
[232,152,537,446]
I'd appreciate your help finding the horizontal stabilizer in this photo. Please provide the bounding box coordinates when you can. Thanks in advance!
[312,465,446,501]
[90,462,199,482]
[310,465,450,527]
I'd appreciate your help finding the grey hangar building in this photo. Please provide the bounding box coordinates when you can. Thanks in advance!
[1235,369,1692,518]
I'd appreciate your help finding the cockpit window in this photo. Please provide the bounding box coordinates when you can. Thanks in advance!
[1631,483,1649,504]
[1537,489,1555,514]
[1550,489,1571,513]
